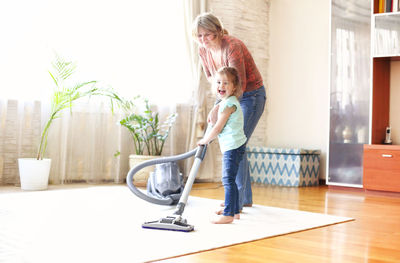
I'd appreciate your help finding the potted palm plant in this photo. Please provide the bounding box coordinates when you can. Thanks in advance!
[18,55,102,190]
[117,97,177,185]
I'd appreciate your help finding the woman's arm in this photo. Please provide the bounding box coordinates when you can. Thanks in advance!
[207,103,220,125]
[198,105,235,145]
[199,48,213,83]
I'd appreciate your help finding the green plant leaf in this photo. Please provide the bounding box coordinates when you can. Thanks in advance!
[37,55,100,160]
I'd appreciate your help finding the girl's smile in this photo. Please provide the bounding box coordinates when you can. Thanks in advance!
[218,88,227,96]
[215,74,235,99]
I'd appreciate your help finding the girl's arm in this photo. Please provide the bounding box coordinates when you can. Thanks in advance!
[198,105,235,145]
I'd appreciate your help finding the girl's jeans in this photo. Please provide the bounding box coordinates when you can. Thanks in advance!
[222,143,246,216]
[237,86,266,210]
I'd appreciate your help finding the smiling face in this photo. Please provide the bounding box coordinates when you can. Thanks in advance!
[215,73,235,100]
[197,27,220,50]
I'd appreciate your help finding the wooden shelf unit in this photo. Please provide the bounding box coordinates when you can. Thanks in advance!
[364,1,400,192]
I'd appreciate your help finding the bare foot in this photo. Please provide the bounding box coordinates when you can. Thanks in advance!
[211,215,234,224]
[215,208,223,215]
[215,209,240,219]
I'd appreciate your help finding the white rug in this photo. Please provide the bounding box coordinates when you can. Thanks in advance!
[0,186,353,263]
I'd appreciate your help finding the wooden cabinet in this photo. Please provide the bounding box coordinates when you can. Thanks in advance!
[363,144,400,192]
[328,1,400,189]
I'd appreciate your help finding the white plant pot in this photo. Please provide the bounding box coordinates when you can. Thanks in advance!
[18,158,51,191]
[129,155,157,186]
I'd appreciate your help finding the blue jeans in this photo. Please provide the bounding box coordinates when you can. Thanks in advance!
[222,143,246,216]
[237,86,266,210]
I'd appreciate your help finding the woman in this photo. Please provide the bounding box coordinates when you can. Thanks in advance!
[192,13,266,211]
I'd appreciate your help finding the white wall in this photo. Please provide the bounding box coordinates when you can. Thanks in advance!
[268,0,330,179]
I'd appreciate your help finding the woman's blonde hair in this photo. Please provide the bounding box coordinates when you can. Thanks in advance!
[216,67,242,98]
[192,13,228,41]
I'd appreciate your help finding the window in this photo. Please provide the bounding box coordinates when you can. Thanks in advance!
[0,0,192,104]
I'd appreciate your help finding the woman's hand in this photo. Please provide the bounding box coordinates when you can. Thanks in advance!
[198,105,234,146]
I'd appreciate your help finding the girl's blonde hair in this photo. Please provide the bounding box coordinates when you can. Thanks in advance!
[217,67,242,98]
[192,13,228,42]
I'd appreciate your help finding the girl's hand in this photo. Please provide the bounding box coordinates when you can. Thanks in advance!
[197,139,208,146]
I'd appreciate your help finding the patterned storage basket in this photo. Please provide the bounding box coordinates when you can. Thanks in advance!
[247,147,320,187]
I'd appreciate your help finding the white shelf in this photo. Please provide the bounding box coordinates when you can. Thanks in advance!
[373,54,400,58]
[373,11,400,17]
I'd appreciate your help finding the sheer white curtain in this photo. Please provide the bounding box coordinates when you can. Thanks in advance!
[0,100,41,184]
[0,1,195,185]
[181,0,220,181]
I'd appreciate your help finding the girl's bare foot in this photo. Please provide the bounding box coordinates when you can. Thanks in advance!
[211,215,234,224]
[215,209,240,219]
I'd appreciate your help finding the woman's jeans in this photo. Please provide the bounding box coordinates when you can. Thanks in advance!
[222,144,246,216]
[237,86,266,210]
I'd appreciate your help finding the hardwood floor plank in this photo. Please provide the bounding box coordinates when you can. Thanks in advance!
[155,183,400,263]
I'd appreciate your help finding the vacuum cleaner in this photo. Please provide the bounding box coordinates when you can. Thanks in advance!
[146,161,184,205]
[126,144,208,232]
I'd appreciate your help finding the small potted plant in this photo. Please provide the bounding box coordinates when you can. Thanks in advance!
[117,97,177,185]
[18,55,102,190]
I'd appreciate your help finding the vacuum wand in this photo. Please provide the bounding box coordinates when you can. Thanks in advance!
[141,145,208,232]
[173,145,207,216]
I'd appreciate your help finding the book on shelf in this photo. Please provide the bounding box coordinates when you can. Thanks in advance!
[379,0,385,13]
[386,0,392,12]
[394,0,399,12]
[378,0,399,13]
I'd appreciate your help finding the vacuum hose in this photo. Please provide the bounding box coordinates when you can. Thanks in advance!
[126,146,205,205]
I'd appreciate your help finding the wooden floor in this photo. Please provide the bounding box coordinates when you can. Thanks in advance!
[2,183,400,262]
[157,183,400,263]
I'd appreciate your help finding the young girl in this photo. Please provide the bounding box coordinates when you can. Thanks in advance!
[197,67,247,224]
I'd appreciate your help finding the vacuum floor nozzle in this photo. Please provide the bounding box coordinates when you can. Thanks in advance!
[129,145,208,233]
[142,215,194,232]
